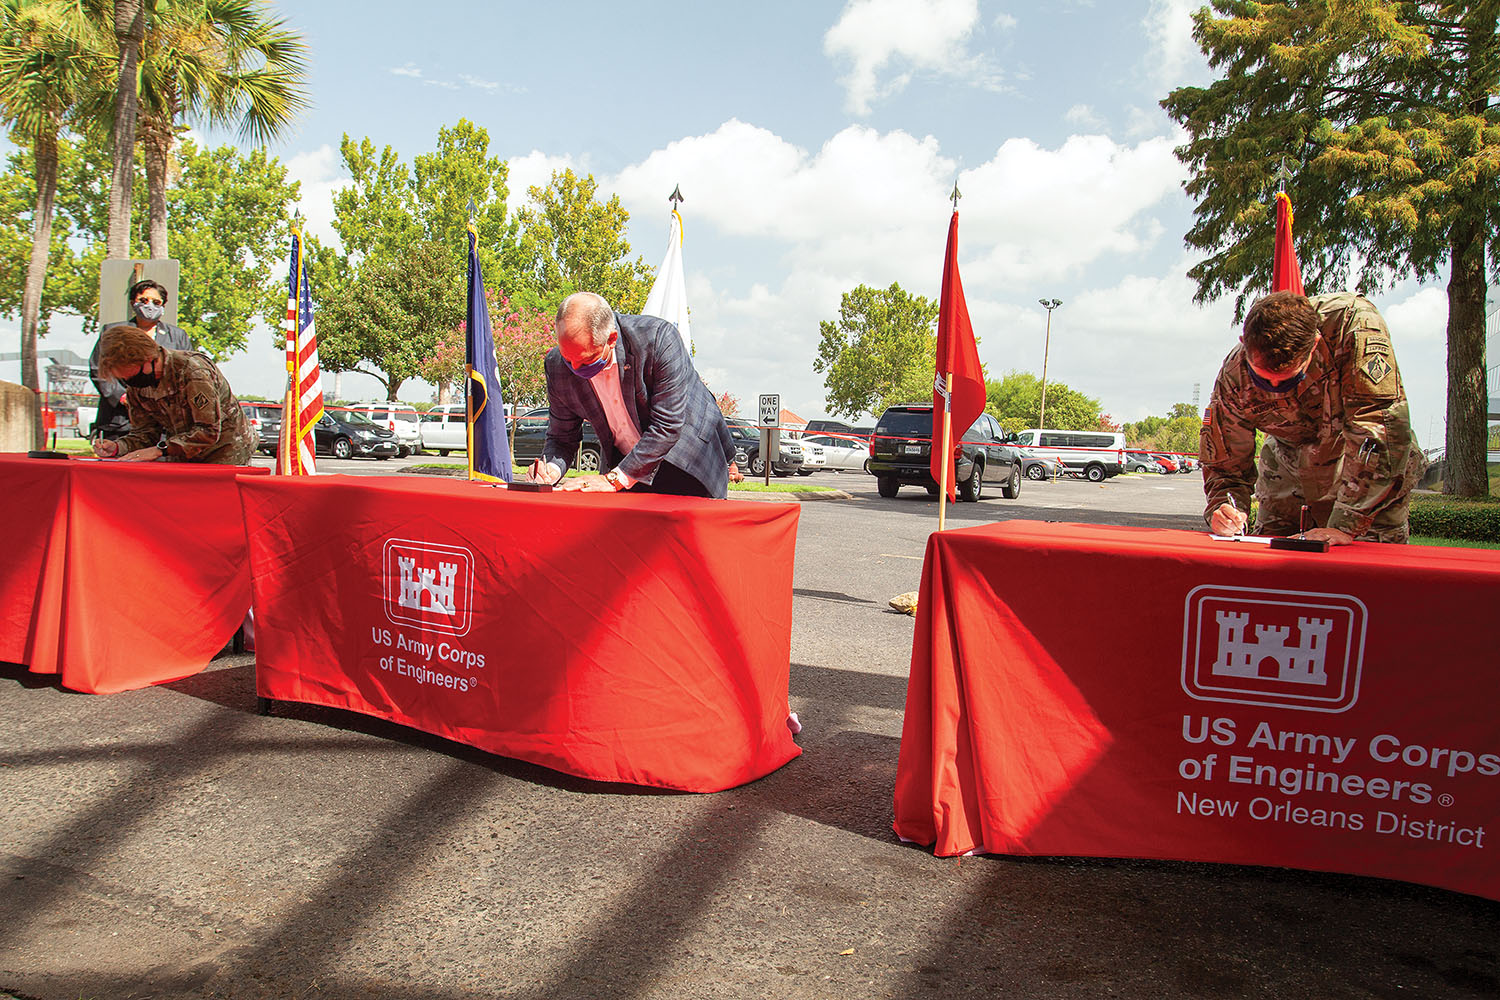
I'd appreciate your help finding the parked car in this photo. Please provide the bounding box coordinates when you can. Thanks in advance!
[750,436,807,477]
[1176,454,1198,473]
[1022,454,1065,480]
[1124,450,1160,474]
[239,401,283,455]
[796,440,827,475]
[868,404,1022,501]
[420,403,467,456]
[344,402,422,456]
[316,408,398,459]
[509,408,605,471]
[725,416,806,476]
[1008,428,1127,482]
[801,433,871,473]
[725,419,760,467]
[1153,453,1179,473]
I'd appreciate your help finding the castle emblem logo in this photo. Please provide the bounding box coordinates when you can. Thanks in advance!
[382,538,474,636]
[1181,585,1366,712]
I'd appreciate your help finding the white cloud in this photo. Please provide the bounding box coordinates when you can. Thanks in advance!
[824,0,996,116]
[460,74,500,93]
[284,144,348,247]
[504,150,583,215]
[1064,104,1104,130]
[422,79,459,91]
[606,120,1189,420]
[390,63,422,79]
[1143,0,1210,91]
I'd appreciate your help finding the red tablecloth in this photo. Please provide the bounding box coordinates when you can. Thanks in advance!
[238,474,802,792]
[0,454,267,693]
[894,520,1500,900]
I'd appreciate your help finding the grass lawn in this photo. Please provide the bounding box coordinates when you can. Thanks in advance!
[1410,535,1500,550]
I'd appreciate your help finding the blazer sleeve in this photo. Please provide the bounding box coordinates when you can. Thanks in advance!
[541,351,584,474]
[615,323,695,483]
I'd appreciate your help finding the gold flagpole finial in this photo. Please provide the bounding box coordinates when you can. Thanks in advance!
[950,181,961,210]
[669,184,684,208]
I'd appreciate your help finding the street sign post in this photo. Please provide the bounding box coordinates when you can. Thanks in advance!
[758,394,780,486]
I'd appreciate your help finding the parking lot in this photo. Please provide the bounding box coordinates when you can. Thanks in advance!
[5,460,1497,999]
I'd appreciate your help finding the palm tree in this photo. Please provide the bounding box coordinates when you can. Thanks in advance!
[137,0,309,258]
[0,0,107,442]
[106,0,143,258]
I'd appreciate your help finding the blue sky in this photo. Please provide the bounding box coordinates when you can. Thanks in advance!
[7,0,1458,442]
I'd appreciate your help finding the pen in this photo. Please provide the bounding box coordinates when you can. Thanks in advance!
[1227,494,1244,536]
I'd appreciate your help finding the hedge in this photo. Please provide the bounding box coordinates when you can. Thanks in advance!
[1408,494,1500,542]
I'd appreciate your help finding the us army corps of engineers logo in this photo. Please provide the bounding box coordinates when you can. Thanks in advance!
[382,538,474,636]
[1181,585,1367,713]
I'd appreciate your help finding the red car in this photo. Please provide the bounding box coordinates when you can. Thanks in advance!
[1152,454,1178,473]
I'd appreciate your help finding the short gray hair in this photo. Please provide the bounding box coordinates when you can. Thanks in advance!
[556,292,616,346]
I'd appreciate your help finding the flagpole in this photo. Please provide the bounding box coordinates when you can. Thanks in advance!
[936,372,953,531]
[465,205,477,482]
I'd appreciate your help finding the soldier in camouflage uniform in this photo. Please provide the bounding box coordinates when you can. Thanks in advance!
[90,324,255,465]
[1201,291,1425,544]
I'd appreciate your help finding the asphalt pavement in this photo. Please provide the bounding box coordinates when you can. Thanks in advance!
[3,465,1496,999]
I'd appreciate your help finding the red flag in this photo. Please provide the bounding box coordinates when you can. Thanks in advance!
[931,210,986,500]
[1272,191,1305,295]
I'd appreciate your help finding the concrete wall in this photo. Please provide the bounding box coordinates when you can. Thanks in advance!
[0,380,39,451]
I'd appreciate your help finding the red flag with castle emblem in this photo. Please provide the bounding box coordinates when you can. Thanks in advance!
[931,211,986,501]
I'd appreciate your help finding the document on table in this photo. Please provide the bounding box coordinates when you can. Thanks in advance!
[1209,533,1276,544]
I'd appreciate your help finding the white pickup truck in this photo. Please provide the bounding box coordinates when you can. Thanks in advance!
[419,402,514,455]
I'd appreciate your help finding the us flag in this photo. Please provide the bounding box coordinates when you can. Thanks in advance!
[277,228,324,475]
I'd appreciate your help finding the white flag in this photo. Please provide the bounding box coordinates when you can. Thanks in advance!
[643,209,691,354]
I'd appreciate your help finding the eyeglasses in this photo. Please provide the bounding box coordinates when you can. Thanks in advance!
[134,296,164,305]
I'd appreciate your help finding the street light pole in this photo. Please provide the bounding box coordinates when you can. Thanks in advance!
[1037,298,1062,430]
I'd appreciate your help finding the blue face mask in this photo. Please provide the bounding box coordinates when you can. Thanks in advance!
[1247,367,1305,394]
[569,350,611,380]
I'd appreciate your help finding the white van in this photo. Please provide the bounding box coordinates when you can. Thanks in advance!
[1010,428,1126,482]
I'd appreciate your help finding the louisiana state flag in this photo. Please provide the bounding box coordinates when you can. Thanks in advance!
[465,221,513,482]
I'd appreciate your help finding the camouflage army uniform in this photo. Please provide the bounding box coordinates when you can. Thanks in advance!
[118,349,256,465]
[1200,292,1425,542]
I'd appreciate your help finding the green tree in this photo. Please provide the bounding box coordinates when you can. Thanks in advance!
[317,239,463,400]
[0,134,115,337]
[984,370,1102,432]
[167,139,298,358]
[511,168,653,312]
[0,0,105,420]
[106,0,144,257]
[412,118,516,286]
[135,0,310,258]
[1162,1,1500,497]
[1124,404,1202,455]
[814,281,940,418]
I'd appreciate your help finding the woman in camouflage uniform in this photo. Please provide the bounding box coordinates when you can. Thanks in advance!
[90,324,256,465]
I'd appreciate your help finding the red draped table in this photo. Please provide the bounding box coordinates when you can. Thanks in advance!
[238,475,802,792]
[0,454,267,693]
[894,520,1500,901]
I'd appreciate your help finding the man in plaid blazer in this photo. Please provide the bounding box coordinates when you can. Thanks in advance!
[532,292,736,498]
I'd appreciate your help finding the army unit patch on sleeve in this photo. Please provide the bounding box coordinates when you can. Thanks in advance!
[191,391,210,410]
[1361,354,1391,384]
[1202,405,1212,427]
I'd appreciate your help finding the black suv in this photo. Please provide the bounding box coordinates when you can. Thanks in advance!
[510,408,605,471]
[869,404,1022,501]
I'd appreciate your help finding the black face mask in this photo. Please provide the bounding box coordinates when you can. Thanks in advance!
[122,366,160,389]
[1247,367,1304,394]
